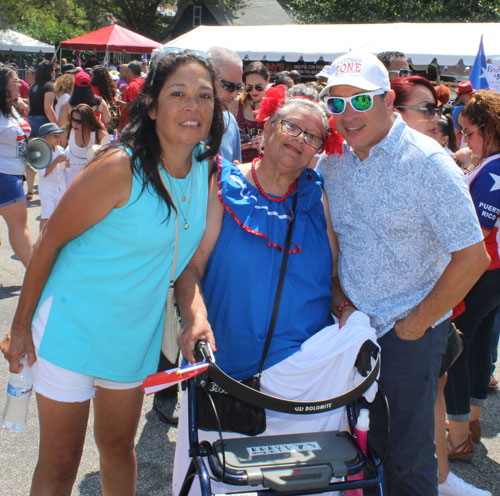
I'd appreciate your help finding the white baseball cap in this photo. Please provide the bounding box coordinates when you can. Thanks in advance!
[315,64,334,80]
[319,51,390,99]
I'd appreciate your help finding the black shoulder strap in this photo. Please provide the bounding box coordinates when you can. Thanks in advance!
[258,192,298,375]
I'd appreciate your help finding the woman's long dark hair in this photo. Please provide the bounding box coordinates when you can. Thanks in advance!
[69,85,101,108]
[0,67,16,116]
[437,114,458,153]
[34,60,54,86]
[67,103,105,144]
[91,65,117,104]
[119,51,224,215]
[241,61,269,106]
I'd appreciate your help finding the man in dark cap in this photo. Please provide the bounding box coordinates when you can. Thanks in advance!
[61,64,81,75]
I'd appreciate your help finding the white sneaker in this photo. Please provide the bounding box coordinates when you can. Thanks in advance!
[438,472,492,496]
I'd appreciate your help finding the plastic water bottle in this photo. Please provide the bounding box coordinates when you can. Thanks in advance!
[2,357,33,432]
[346,408,370,496]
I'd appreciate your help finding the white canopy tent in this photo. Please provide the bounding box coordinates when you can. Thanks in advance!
[0,29,55,53]
[157,23,500,67]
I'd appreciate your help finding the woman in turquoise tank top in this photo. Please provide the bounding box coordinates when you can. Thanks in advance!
[2,51,224,495]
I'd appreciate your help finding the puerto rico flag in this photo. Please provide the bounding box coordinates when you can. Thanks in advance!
[466,153,500,269]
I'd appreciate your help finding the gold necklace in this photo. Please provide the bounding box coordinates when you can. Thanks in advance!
[175,170,191,202]
[161,159,194,230]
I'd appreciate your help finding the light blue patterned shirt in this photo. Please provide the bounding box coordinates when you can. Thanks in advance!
[318,114,483,336]
[219,110,242,164]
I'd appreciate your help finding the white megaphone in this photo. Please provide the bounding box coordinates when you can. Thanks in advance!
[25,138,52,169]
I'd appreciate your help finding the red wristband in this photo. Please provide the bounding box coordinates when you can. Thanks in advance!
[336,300,356,319]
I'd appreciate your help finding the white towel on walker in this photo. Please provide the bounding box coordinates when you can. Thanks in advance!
[172,311,379,496]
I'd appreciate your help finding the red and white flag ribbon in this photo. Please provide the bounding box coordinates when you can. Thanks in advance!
[141,361,209,395]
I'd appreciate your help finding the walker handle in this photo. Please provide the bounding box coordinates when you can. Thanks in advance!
[194,340,215,363]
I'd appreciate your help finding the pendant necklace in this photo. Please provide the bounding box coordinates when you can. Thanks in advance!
[161,158,194,230]
[178,176,190,202]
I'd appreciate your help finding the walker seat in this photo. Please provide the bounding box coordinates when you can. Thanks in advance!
[207,431,363,492]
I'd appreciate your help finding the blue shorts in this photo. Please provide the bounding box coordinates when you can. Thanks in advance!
[0,173,25,207]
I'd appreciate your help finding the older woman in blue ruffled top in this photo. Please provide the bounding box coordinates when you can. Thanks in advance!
[172,94,379,495]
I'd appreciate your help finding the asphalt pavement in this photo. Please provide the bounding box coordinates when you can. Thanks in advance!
[0,187,499,495]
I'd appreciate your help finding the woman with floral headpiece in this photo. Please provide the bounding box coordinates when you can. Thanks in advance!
[171,90,376,495]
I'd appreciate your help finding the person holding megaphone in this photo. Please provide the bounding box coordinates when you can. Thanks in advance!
[36,123,69,232]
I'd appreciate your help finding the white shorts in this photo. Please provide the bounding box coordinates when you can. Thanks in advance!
[39,188,64,219]
[31,297,143,403]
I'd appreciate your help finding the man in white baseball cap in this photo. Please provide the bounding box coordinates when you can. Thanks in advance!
[317,51,489,496]
[319,50,393,160]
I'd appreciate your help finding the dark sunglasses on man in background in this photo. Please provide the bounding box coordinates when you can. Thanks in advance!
[216,77,243,93]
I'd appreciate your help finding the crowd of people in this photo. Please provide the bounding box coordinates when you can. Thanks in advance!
[0,46,499,496]
[0,57,152,252]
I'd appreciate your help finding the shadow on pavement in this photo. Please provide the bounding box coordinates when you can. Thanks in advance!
[78,471,101,495]
[77,409,176,496]
[483,388,500,440]
[135,409,176,495]
[0,285,22,300]
[450,450,500,495]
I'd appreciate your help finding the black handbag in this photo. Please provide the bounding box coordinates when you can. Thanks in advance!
[439,322,467,377]
[196,194,298,436]
[196,375,264,436]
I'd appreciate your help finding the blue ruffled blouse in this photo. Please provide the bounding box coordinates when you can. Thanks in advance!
[202,158,333,380]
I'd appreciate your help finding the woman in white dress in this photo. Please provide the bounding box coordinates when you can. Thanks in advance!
[65,103,107,187]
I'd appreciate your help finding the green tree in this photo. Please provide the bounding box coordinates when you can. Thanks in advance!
[1,0,248,47]
[0,0,91,45]
[77,0,171,41]
[282,0,500,23]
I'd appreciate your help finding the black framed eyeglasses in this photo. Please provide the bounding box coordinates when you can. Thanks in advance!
[389,69,413,78]
[280,119,324,150]
[396,103,443,119]
[216,77,243,93]
[71,117,83,124]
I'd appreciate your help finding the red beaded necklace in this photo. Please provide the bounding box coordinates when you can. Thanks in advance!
[251,158,297,203]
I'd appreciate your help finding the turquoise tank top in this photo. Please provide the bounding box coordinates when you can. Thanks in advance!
[35,145,208,381]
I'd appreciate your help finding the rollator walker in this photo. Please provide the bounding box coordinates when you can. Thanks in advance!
[177,340,388,496]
